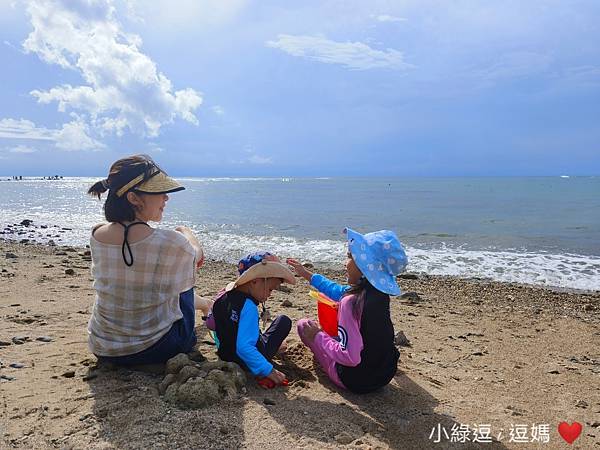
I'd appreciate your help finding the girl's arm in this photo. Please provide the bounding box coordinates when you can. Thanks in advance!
[313,295,363,366]
[310,273,349,302]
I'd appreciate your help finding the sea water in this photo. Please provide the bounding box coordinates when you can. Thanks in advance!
[0,176,599,291]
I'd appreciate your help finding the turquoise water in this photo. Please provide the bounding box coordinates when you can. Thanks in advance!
[1,176,599,290]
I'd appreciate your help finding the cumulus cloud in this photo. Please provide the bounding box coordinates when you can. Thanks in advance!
[23,0,202,138]
[0,117,104,151]
[266,34,413,71]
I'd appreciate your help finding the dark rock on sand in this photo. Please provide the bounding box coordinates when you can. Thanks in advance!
[62,370,76,378]
[10,363,25,369]
[36,336,53,343]
[398,273,419,280]
[394,331,411,347]
[400,291,422,302]
[5,252,18,259]
[281,299,293,307]
[263,397,276,406]
[161,354,246,409]
[20,219,33,226]
[64,268,75,275]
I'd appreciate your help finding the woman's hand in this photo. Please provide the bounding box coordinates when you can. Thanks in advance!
[286,258,313,282]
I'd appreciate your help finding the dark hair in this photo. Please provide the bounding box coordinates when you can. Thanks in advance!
[88,154,161,222]
[346,276,372,320]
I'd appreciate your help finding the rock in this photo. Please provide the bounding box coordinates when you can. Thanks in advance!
[165,354,192,374]
[281,299,293,307]
[263,397,276,406]
[187,350,206,363]
[394,331,411,347]
[576,400,589,409]
[398,273,419,280]
[20,219,33,226]
[471,351,485,356]
[5,252,18,259]
[9,363,25,369]
[36,336,53,343]
[0,340,11,347]
[334,432,355,445]
[177,365,202,384]
[64,268,75,275]
[400,291,422,302]
[589,421,600,428]
[12,336,28,345]
[158,374,177,395]
[62,370,76,378]
[546,367,560,374]
[174,377,221,409]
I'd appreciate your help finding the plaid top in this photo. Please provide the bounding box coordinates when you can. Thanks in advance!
[88,227,196,357]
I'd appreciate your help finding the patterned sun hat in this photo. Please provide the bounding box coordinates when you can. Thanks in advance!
[345,227,408,295]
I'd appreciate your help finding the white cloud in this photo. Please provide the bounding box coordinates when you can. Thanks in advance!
[266,34,413,71]
[9,145,36,153]
[373,14,407,23]
[0,117,104,151]
[0,118,55,140]
[211,105,225,116]
[23,0,202,138]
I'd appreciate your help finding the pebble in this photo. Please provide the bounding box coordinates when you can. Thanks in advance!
[398,273,419,280]
[0,375,16,382]
[394,331,411,347]
[10,363,25,369]
[0,340,11,347]
[263,398,276,406]
[36,336,53,343]
[62,370,76,378]
[12,336,27,345]
[5,252,18,259]
[281,299,293,307]
[334,432,355,445]
[575,400,589,409]
[64,268,75,275]
[400,292,422,302]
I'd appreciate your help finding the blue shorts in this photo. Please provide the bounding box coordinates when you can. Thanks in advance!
[97,287,197,366]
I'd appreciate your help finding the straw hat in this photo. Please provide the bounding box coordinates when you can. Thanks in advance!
[225,252,296,292]
[116,167,184,197]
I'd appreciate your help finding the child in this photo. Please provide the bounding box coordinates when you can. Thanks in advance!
[210,252,295,387]
[288,228,408,394]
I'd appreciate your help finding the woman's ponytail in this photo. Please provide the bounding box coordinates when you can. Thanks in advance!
[88,179,109,199]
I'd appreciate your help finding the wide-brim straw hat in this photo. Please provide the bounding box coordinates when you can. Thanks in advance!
[116,168,184,197]
[225,260,296,292]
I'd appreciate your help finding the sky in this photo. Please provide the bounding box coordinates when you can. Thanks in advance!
[0,0,599,177]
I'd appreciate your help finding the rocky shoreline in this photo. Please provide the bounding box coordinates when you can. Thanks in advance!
[1,238,599,449]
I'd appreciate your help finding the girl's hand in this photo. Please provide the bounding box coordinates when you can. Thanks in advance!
[286,258,313,282]
[302,320,322,343]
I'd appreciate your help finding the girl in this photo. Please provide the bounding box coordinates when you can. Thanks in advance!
[288,228,408,394]
[87,154,207,366]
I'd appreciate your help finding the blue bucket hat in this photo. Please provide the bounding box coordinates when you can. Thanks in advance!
[345,228,408,295]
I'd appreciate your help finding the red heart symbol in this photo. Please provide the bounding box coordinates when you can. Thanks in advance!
[558,422,582,444]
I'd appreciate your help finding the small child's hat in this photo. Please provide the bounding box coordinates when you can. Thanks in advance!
[345,228,408,295]
[225,251,296,292]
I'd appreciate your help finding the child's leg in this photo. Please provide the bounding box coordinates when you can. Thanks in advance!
[257,315,291,361]
[297,319,345,389]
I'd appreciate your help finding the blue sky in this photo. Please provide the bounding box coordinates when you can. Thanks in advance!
[0,0,599,176]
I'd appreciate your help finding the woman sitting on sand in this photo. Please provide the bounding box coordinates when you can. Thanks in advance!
[87,155,209,366]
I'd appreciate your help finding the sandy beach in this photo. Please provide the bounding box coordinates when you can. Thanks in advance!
[1,238,599,449]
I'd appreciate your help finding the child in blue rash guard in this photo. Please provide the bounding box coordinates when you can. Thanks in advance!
[210,252,296,387]
[288,228,408,394]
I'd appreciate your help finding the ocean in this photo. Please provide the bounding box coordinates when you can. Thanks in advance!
[1,176,599,291]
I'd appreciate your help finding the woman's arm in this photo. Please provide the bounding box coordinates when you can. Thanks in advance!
[175,226,205,268]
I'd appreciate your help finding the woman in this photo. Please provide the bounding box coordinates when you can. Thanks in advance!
[87,154,205,365]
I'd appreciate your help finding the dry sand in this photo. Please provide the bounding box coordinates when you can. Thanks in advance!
[1,239,599,449]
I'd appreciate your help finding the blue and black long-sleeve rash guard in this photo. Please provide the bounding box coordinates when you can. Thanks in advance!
[236,299,272,377]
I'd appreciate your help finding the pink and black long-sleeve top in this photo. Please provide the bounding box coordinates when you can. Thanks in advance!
[310,274,400,393]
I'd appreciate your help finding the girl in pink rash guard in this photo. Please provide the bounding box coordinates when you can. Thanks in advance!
[288,228,408,394]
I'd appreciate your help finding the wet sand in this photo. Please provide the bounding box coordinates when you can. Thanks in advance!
[1,239,599,449]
